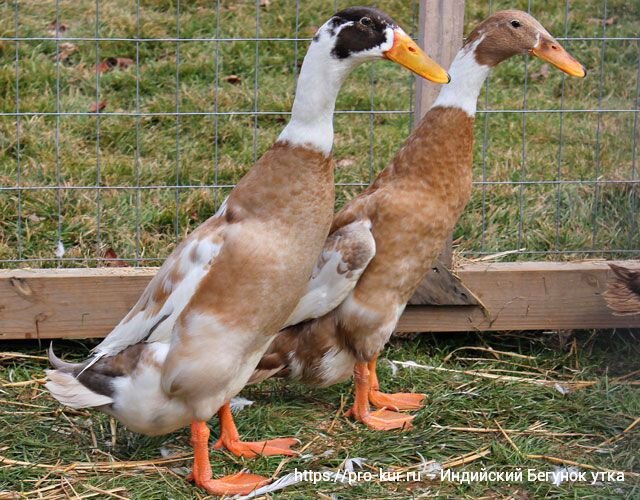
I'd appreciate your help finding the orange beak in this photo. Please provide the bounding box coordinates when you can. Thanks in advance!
[384,29,450,84]
[530,35,586,78]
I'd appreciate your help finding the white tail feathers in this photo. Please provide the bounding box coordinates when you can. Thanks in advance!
[45,369,113,409]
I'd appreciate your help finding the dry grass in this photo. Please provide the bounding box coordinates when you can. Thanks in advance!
[1,330,639,498]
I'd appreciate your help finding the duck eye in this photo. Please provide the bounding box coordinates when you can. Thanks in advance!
[511,20,521,28]
[360,17,372,27]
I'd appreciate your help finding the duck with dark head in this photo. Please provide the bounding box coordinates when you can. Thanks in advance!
[44,6,450,496]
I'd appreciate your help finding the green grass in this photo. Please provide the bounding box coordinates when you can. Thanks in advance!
[1,330,638,498]
[0,0,638,266]
[0,2,639,497]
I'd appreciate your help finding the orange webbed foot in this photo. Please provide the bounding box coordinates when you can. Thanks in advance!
[214,402,300,458]
[369,390,426,411]
[345,405,414,431]
[189,420,270,495]
[190,470,269,496]
[213,436,300,458]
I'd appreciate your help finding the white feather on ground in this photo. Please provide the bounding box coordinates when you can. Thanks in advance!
[54,240,65,258]
[229,397,255,413]
[550,466,581,486]
[341,457,366,472]
[236,456,367,499]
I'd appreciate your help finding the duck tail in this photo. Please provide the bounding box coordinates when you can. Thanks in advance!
[48,343,81,372]
[603,264,640,316]
[45,343,114,409]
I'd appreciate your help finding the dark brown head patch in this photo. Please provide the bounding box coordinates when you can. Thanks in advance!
[330,6,397,60]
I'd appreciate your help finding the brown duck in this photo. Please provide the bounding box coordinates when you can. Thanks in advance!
[245,10,587,434]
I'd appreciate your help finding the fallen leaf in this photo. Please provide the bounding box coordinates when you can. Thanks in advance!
[337,158,356,168]
[95,57,134,74]
[47,20,67,36]
[115,57,134,70]
[530,64,549,82]
[88,100,106,113]
[103,248,130,267]
[55,42,77,62]
[587,16,617,26]
[224,74,242,85]
[95,57,116,74]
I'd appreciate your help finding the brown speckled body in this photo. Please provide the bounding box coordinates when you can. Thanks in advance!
[52,142,336,432]
[159,143,336,404]
[181,143,334,335]
[256,107,474,386]
[336,107,473,360]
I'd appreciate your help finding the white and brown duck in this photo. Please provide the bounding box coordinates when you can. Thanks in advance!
[44,6,448,495]
[247,10,586,432]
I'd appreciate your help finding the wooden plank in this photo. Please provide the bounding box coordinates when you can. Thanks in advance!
[0,268,153,341]
[1,261,638,340]
[412,1,470,306]
[398,261,640,332]
[414,0,465,120]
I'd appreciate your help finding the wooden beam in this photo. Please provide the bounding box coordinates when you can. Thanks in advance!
[397,261,640,332]
[411,1,475,307]
[1,261,638,341]
[414,0,465,126]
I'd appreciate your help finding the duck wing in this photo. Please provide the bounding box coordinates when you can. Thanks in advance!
[283,218,375,328]
[90,200,230,361]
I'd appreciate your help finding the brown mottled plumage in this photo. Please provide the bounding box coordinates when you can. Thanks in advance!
[251,10,586,431]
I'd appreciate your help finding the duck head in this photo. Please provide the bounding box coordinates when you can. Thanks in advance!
[313,6,450,84]
[468,9,586,78]
[279,7,449,155]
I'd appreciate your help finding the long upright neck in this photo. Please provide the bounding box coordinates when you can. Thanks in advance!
[277,41,352,156]
[432,38,491,117]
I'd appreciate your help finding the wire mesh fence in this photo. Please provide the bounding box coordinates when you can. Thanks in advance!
[0,0,638,269]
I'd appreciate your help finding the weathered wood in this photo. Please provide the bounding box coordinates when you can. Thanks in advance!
[398,260,640,332]
[408,259,480,306]
[1,261,638,340]
[410,0,476,306]
[0,268,153,341]
[414,0,466,120]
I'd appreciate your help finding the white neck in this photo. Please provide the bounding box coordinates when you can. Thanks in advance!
[432,36,491,117]
[278,29,356,156]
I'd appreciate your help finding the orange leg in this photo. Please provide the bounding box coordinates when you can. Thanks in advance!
[368,355,426,411]
[212,402,299,458]
[188,420,269,495]
[345,362,414,431]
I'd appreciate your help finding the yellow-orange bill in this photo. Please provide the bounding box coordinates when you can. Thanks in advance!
[530,36,586,78]
[384,30,450,84]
